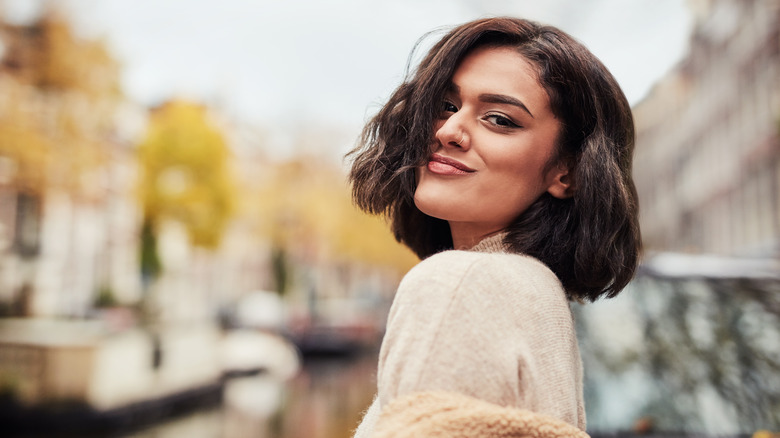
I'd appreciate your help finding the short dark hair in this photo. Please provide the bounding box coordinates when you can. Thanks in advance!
[348,17,641,301]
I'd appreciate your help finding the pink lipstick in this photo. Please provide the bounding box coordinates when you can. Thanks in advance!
[426,153,476,176]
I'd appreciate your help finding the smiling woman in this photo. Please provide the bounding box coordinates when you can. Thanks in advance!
[347,17,641,437]
[414,46,568,250]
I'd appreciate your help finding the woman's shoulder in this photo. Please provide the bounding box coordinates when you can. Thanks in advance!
[408,249,559,285]
[399,249,566,306]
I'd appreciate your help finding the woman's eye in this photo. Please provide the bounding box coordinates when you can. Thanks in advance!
[442,101,458,113]
[486,114,519,128]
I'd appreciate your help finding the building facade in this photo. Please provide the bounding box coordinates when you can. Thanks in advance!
[0,14,147,317]
[633,0,779,257]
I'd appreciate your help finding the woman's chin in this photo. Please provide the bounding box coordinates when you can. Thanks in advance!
[413,200,471,224]
[414,202,443,221]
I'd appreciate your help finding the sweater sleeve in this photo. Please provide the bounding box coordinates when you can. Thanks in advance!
[375,250,579,419]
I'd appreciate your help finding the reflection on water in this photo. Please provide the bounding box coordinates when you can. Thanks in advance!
[273,354,377,438]
[123,409,224,438]
[123,353,377,438]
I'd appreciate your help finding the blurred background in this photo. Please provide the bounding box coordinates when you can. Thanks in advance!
[0,0,777,437]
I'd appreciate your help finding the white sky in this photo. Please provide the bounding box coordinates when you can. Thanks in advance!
[2,0,692,154]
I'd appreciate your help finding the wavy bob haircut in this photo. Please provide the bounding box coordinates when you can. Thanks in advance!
[348,17,641,301]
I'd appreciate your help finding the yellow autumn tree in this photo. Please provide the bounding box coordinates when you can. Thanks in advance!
[253,157,418,275]
[36,14,121,196]
[0,12,121,197]
[0,96,51,194]
[35,12,121,97]
[137,100,236,253]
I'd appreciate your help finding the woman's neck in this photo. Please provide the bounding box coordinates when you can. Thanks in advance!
[449,222,507,250]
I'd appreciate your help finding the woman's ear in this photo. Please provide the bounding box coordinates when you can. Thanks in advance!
[546,164,575,199]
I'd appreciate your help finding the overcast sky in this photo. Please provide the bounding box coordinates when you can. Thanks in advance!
[2,0,692,154]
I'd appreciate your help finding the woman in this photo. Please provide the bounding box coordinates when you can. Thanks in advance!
[348,17,640,436]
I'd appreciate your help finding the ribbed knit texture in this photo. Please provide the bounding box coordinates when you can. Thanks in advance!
[353,234,585,437]
[468,232,507,253]
[373,391,589,438]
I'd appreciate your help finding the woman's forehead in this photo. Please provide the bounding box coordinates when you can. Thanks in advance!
[449,46,550,114]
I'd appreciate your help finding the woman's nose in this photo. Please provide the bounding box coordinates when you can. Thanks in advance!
[434,114,470,150]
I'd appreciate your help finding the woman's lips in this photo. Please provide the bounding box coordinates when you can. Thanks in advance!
[426,153,476,176]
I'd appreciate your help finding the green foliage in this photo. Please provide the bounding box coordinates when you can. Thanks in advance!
[93,285,118,308]
[271,246,290,296]
[139,216,162,281]
[0,371,20,399]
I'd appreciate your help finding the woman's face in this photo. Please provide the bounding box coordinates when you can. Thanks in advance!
[414,45,571,248]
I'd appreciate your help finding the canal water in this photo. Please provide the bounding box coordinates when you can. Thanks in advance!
[122,353,378,438]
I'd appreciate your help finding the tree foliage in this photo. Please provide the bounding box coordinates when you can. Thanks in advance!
[137,100,236,249]
[0,13,120,196]
[251,158,418,274]
[0,100,51,193]
[34,14,121,96]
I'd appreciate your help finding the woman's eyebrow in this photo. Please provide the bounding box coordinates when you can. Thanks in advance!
[479,93,534,118]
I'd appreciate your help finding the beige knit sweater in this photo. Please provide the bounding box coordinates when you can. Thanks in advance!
[353,234,585,437]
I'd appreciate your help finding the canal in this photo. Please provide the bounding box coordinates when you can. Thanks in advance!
[122,352,378,438]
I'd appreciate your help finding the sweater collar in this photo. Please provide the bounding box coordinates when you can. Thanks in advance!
[467,232,509,254]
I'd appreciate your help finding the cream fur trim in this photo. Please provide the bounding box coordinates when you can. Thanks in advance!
[373,391,589,438]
